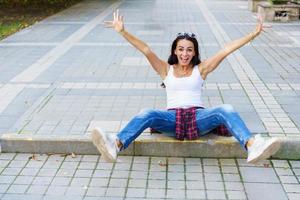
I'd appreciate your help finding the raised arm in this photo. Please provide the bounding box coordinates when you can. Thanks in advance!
[104,10,168,79]
[199,16,263,80]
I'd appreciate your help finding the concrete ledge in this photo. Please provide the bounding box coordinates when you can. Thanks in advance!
[1,134,300,159]
[0,134,133,156]
[134,134,247,158]
[258,2,300,21]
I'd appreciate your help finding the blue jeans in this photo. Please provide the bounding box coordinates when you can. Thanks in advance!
[117,104,253,151]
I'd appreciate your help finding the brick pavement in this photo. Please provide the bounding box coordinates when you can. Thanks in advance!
[0,153,299,199]
[0,0,300,198]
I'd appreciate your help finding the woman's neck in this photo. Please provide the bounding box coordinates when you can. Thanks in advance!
[175,63,193,71]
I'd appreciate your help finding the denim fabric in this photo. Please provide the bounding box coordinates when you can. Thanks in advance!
[117,104,253,150]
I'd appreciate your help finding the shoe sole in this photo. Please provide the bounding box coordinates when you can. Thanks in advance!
[248,138,281,164]
[91,128,116,162]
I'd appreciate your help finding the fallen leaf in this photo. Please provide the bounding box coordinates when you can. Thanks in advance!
[158,160,167,167]
[71,152,76,158]
[263,163,270,168]
[28,154,36,160]
[60,154,68,157]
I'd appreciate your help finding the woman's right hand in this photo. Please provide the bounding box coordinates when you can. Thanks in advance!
[104,9,124,33]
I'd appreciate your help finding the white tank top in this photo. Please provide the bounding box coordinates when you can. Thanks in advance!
[163,65,204,109]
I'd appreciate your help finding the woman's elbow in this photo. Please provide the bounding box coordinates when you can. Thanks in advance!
[142,45,152,55]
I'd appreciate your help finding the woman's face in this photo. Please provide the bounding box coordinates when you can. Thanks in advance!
[174,39,195,66]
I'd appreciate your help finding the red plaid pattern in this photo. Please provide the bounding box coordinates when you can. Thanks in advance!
[150,107,232,139]
[213,124,231,136]
[174,107,199,140]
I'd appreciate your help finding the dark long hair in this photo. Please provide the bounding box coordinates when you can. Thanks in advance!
[167,33,201,66]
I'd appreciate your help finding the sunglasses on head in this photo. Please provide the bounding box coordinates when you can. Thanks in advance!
[177,32,196,38]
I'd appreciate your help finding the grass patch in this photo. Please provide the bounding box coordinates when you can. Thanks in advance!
[0,0,82,40]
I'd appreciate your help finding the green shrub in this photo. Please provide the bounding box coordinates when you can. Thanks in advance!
[0,0,77,6]
[268,0,290,4]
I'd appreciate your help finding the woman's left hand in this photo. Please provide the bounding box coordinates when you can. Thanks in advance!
[253,15,263,37]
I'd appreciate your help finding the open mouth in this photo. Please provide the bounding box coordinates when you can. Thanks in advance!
[180,58,189,63]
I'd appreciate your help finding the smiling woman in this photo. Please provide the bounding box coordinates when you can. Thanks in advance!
[91,10,282,164]
[0,0,82,40]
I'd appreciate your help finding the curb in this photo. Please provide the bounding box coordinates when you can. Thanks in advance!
[1,134,300,159]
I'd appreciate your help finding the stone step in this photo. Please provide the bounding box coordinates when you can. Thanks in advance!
[1,134,299,159]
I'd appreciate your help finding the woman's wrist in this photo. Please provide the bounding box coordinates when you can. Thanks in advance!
[249,32,256,41]
[118,29,125,35]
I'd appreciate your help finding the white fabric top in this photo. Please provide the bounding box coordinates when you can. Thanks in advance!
[163,65,204,109]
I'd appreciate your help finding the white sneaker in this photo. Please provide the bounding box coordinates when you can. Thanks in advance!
[91,127,119,162]
[247,134,281,164]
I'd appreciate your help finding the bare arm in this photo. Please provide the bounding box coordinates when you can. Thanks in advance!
[199,16,263,80]
[104,10,168,79]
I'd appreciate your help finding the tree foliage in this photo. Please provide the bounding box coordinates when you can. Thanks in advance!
[268,0,290,5]
[0,0,77,7]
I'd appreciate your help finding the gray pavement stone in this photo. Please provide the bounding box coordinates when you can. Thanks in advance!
[106,187,126,197]
[0,176,16,184]
[206,190,226,199]
[186,180,205,190]
[167,180,185,189]
[1,194,43,200]
[74,169,93,177]
[126,188,145,198]
[32,176,53,185]
[224,181,245,191]
[223,173,241,182]
[7,184,29,194]
[239,167,280,183]
[13,176,34,185]
[167,172,184,181]
[27,185,48,195]
[109,178,128,188]
[38,169,57,177]
[186,172,203,181]
[65,186,87,196]
[0,184,10,193]
[46,186,67,195]
[93,170,111,178]
[146,188,165,198]
[226,190,247,200]
[245,183,288,200]
[51,177,71,186]
[70,177,90,186]
[167,189,185,199]
[8,160,27,168]
[128,179,146,188]
[206,181,224,190]
[85,187,106,197]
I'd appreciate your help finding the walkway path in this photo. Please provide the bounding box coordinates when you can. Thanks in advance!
[0,0,300,198]
[0,153,299,199]
[1,0,299,141]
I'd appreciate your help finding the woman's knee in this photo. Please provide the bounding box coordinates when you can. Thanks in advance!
[137,108,157,118]
[217,104,236,115]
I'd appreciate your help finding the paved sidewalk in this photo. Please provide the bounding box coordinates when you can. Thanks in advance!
[0,0,300,199]
[0,153,299,200]
[0,1,300,153]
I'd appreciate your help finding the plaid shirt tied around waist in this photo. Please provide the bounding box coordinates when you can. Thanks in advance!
[173,107,199,140]
[150,107,232,140]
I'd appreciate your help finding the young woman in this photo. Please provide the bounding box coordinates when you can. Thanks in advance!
[91,10,281,164]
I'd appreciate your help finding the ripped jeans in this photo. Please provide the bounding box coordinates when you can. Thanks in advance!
[117,104,253,150]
